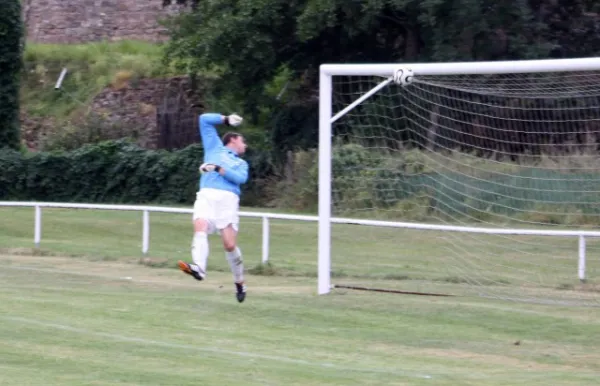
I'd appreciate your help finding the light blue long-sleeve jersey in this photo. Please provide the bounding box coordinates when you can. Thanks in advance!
[198,113,249,196]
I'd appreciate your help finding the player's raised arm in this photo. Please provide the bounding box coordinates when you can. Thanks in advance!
[199,113,244,152]
[198,113,224,151]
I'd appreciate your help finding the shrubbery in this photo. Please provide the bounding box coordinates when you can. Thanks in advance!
[268,142,600,225]
[0,139,271,206]
[3,138,600,226]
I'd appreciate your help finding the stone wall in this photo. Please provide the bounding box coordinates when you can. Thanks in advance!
[89,76,201,149]
[20,1,201,151]
[21,76,203,151]
[23,0,187,43]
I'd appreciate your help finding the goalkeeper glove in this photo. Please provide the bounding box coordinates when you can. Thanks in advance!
[199,163,221,174]
[224,114,243,127]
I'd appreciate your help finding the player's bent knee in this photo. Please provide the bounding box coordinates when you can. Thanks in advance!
[220,224,237,251]
[221,234,236,252]
[194,218,209,233]
[222,239,236,252]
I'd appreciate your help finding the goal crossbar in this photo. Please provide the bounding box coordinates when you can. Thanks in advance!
[320,57,600,77]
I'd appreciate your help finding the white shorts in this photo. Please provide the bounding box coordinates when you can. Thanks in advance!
[193,188,240,234]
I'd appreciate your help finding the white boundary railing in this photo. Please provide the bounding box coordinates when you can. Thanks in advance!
[0,201,318,265]
[1,201,598,288]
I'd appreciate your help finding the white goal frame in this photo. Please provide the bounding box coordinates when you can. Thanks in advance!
[317,57,600,295]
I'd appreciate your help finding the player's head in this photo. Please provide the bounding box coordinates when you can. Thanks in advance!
[223,132,247,155]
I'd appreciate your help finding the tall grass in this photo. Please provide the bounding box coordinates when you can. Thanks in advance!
[21,40,176,121]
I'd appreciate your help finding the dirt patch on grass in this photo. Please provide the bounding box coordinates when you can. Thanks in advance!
[365,341,599,373]
[414,347,581,371]
[0,254,314,295]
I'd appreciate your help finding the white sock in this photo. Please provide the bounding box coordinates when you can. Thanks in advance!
[191,232,208,276]
[226,247,244,283]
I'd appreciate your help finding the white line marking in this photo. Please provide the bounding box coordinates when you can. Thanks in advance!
[1,315,432,379]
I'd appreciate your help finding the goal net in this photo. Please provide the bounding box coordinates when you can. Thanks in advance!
[319,59,600,307]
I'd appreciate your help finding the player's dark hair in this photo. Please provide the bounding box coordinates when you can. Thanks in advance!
[222,132,242,145]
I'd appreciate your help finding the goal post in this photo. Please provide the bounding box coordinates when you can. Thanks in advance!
[317,57,600,302]
[318,69,333,295]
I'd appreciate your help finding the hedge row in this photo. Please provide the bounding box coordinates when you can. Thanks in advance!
[272,143,600,225]
[4,138,600,226]
[0,139,272,206]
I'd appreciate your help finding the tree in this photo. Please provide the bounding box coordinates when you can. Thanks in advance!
[165,0,600,95]
[0,0,23,150]
[164,0,306,122]
[163,0,600,153]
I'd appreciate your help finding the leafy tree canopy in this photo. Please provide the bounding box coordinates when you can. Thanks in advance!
[164,0,600,120]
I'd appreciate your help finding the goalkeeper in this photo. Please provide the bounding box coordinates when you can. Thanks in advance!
[178,112,249,303]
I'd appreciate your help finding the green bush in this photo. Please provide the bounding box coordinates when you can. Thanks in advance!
[270,101,318,161]
[267,142,385,211]
[265,149,319,211]
[38,111,140,152]
[6,138,600,226]
[0,0,23,150]
[266,143,600,224]
[0,139,273,206]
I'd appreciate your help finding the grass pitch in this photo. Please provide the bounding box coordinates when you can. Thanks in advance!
[1,206,600,385]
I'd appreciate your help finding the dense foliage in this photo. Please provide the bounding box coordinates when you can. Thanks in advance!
[9,0,600,220]
[163,0,600,160]
[0,0,23,150]
[164,0,600,109]
[2,138,599,225]
[0,140,272,206]
[270,142,600,225]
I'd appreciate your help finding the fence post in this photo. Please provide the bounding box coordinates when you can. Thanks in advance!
[142,210,150,255]
[578,235,586,282]
[34,205,42,248]
[262,216,269,263]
